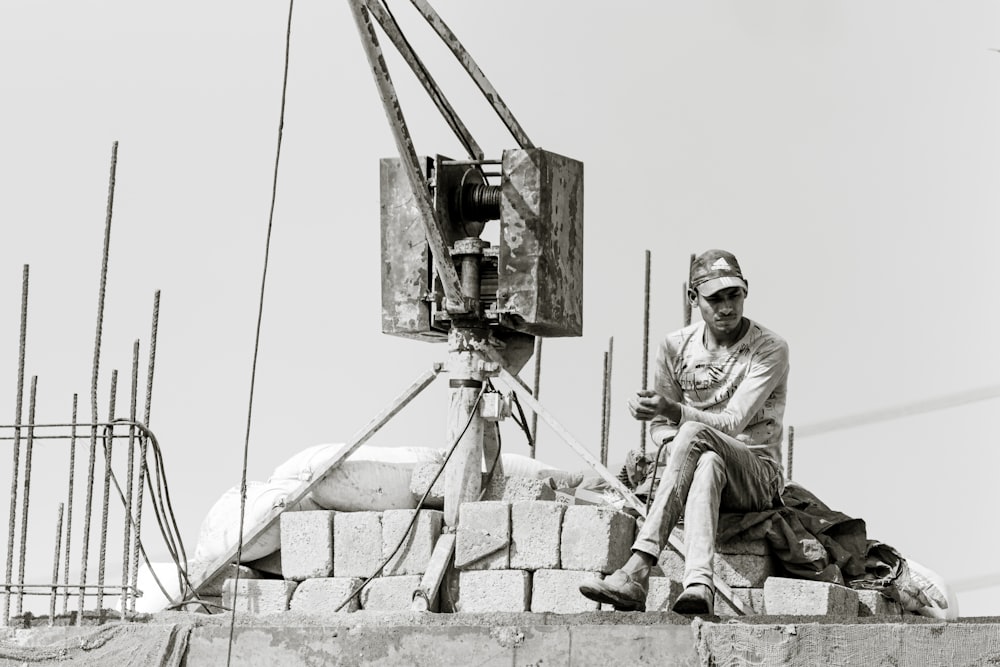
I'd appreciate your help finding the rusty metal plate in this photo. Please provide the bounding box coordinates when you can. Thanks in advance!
[497,148,584,337]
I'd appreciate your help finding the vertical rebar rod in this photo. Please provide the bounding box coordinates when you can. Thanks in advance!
[62,395,78,615]
[603,337,614,466]
[4,265,29,625]
[15,376,37,616]
[81,140,118,625]
[600,351,609,467]
[640,250,651,455]
[786,425,795,481]
[120,341,139,616]
[130,291,159,614]
[96,370,117,616]
[684,252,695,327]
[529,338,542,458]
[49,503,64,625]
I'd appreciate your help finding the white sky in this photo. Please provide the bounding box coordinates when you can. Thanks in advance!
[1,1,998,616]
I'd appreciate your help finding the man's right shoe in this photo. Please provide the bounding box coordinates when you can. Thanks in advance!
[671,583,714,615]
[579,570,647,612]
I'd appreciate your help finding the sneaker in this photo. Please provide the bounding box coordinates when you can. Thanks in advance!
[671,583,714,615]
[579,570,647,612]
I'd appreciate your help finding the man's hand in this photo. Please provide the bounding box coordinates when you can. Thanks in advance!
[628,390,681,422]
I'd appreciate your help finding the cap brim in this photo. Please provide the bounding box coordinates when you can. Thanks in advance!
[696,276,748,297]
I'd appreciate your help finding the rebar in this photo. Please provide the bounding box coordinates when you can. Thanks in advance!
[530,337,542,457]
[4,264,28,625]
[120,342,139,616]
[49,504,63,625]
[787,425,794,481]
[603,337,614,466]
[62,395,78,615]
[96,370,117,616]
[640,250,651,455]
[131,292,158,614]
[600,350,609,467]
[15,376,37,616]
[81,141,118,625]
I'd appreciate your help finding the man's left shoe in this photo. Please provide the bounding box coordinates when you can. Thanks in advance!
[671,583,714,615]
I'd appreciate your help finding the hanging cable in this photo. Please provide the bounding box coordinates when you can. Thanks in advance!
[226,0,295,663]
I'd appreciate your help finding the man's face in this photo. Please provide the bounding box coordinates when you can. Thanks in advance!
[695,286,746,338]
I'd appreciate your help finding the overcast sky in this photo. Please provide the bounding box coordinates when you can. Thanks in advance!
[1,1,998,616]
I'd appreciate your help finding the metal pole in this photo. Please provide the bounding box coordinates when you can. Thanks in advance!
[131,291,159,613]
[4,265,28,625]
[81,141,118,624]
[603,337,614,467]
[640,250,651,455]
[96,370,117,616]
[120,341,139,616]
[600,351,609,467]
[49,504,64,625]
[684,252,695,327]
[529,338,542,457]
[15,376,37,616]
[62,395,78,615]
[786,425,794,481]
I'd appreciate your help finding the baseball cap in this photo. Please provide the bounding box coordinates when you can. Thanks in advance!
[689,249,748,296]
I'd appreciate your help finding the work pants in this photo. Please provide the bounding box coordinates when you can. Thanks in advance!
[632,422,783,590]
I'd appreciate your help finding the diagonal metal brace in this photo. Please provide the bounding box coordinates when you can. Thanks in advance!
[348,0,470,315]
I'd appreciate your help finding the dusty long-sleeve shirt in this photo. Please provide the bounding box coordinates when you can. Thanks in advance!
[649,318,789,463]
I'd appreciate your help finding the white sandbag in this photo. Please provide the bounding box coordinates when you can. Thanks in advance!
[269,443,444,512]
[907,558,959,620]
[500,452,584,488]
[193,478,318,565]
[122,561,181,614]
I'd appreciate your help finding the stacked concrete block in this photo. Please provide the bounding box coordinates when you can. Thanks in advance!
[382,509,443,576]
[409,463,446,508]
[717,587,767,616]
[482,474,556,503]
[560,506,635,574]
[857,589,903,616]
[290,578,363,614]
[531,570,602,613]
[510,501,565,570]
[658,548,776,588]
[456,501,510,570]
[646,577,684,612]
[458,570,531,612]
[360,574,423,611]
[280,511,335,581]
[223,579,297,615]
[764,577,859,616]
[334,511,382,578]
[194,563,262,597]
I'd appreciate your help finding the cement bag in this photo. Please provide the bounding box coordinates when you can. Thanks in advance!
[121,561,181,614]
[907,558,959,620]
[193,478,318,564]
[269,443,444,511]
[500,452,584,489]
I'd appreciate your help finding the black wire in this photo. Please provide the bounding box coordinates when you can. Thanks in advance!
[332,385,487,612]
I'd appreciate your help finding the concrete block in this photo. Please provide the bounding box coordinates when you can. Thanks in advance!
[279,510,335,581]
[531,569,601,613]
[857,589,903,616]
[510,501,565,570]
[456,501,510,570]
[222,579,297,615]
[289,577,362,614]
[717,587,766,616]
[560,506,635,574]
[482,475,556,503]
[646,576,684,612]
[360,575,422,611]
[192,562,262,597]
[382,509,443,576]
[458,570,531,612]
[764,577,859,616]
[409,463,445,508]
[658,549,776,587]
[334,511,383,578]
[674,525,770,555]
